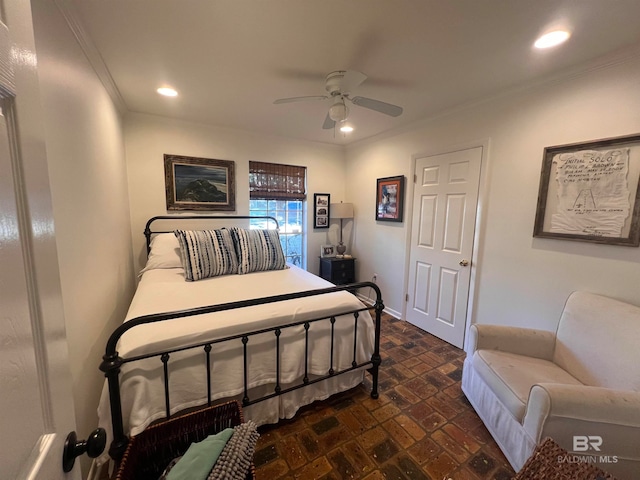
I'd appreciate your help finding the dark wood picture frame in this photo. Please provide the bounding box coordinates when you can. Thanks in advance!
[376,176,405,222]
[314,193,330,229]
[533,133,640,246]
[164,154,236,211]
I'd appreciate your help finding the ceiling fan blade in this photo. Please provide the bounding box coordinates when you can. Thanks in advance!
[350,96,403,117]
[341,70,368,92]
[273,95,327,104]
[322,113,335,130]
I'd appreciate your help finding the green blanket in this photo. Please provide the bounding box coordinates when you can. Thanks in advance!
[166,428,234,480]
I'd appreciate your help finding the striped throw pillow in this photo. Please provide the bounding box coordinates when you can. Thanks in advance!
[231,228,286,274]
[174,229,239,281]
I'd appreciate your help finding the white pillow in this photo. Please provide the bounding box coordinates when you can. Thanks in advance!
[139,233,183,274]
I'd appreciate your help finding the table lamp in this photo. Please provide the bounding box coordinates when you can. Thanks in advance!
[331,202,354,255]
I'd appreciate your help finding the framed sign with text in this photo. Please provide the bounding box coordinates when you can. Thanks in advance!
[533,134,640,246]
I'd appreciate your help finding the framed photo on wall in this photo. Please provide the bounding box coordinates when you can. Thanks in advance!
[314,193,330,229]
[533,133,640,246]
[376,176,405,222]
[164,154,236,211]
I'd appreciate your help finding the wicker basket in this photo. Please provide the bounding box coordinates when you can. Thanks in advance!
[114,401,255,480]
[514,437,617,480]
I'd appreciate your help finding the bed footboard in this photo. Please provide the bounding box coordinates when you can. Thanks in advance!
[100,282,383,462]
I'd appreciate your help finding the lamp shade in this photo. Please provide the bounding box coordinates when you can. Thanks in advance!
[331,202,354,219]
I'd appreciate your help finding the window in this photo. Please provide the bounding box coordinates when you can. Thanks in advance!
[249,162,306,267]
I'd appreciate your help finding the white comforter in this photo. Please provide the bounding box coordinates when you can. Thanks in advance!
[97,264,374,465]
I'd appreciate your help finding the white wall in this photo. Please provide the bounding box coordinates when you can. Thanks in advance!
[26,10,640,474]
[346,57,640,333]
[32,2,135,476]
[125,113,346,276]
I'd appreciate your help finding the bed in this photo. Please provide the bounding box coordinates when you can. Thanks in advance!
[97,215,383,467]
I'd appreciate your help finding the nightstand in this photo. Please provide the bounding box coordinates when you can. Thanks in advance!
[319,257,356,285]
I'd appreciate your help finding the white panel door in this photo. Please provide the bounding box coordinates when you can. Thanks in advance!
[406,147,482,348]
[0,1,79,478]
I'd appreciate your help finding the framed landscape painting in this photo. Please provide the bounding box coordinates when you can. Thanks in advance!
[164,154,236,211]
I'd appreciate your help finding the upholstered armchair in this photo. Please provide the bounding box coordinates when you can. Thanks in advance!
[462,291,640,479]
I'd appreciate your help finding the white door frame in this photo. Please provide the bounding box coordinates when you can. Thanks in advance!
[401,138,492,351]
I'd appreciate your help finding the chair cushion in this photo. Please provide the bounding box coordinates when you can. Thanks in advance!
[554,291,640,391]
[472,349,583,421]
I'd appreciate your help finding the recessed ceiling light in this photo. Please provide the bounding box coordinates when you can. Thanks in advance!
[534,30,570,49]
[157,87,178,97]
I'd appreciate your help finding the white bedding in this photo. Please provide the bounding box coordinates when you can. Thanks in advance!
[97,264,374,465]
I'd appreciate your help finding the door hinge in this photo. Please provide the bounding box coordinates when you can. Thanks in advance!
[405,293,409,302]
[413,174,417,183]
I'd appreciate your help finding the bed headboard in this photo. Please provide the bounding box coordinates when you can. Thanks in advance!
[143,215,280,254]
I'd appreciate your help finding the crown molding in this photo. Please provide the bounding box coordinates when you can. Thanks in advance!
[54,0,128,114]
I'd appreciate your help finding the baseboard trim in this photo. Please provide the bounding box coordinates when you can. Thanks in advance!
[87,459,109,480]
[86,460,99,480]
[356,293,400,319]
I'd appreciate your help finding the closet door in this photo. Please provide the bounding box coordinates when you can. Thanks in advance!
[405,146,482,349]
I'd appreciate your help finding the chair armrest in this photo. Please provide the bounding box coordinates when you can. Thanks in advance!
[523,383,640,456]
[467,324,556,359]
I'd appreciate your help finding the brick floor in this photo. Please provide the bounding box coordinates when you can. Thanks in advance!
[253,314,515,479]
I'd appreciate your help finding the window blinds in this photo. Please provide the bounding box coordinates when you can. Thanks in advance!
[249,161,307,200]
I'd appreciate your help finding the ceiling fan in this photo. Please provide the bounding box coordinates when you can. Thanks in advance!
[273,70,403,130]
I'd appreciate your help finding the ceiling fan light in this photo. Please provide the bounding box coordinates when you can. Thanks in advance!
[157,86,178,97]
[534,30,570,49]
[339,122,354,133]
[329,102,348,122]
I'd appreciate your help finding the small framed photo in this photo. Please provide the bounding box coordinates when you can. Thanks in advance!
[376,176,405,222]
[320,244,336,258]
[314,193,330,229]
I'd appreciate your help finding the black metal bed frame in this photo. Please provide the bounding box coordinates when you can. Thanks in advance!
[100,216,384,462]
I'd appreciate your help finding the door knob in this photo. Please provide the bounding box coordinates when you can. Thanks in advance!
[62,428,106,472]
[459,259,470,267]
